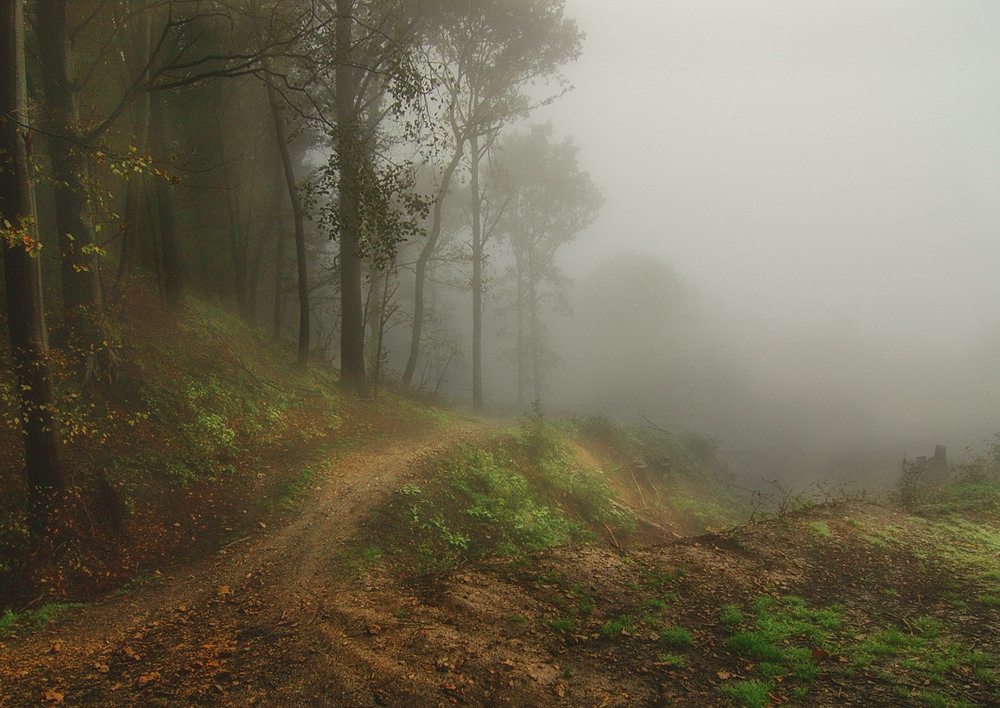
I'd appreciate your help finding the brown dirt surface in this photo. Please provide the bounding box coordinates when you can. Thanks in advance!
[2,421,1000,707]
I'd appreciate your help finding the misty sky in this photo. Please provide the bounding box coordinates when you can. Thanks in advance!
[540,1,1000,352]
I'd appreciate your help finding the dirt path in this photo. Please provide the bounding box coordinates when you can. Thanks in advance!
[7,423,999,707]
[0,418,492,707]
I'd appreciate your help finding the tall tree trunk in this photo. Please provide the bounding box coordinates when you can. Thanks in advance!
[372,279,387,398]
[216,106,252,323]
[0,0,64,493]
[150,93,183,306]
[116,3,152,290]
[401,143,464,387]
[266,82,309,367]
[469,132,484,412]
[335,0,365,393]
[117,97,150,284]
[528,244,542,406]
[35,0,104,332]
[515,239,526,408]
[272,225,286,339]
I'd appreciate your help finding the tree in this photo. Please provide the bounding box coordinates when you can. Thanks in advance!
[32,0,314,327]
[267,79,311,367]
[333,0,366,392]
[35,0,110,345]
[401,0,582,410]
[493,123,600,406]
[400,140,464,388]
[306,0,428,394]
[0,0,64,494]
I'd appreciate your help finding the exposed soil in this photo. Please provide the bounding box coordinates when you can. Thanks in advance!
[2,422,999,707]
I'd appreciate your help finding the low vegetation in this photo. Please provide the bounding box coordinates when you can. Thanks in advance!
[0,281,444,607]
[351,411,743,574]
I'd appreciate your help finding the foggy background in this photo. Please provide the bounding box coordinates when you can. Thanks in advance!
[534,0,1000,488]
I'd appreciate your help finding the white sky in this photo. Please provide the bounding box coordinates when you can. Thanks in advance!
[538,0,1000,351]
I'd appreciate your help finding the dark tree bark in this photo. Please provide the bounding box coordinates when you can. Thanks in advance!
[0,0,64,493]
[149,93,183,306]
[35,0,104,328]
[116,8,153,291]
[266,82,310,368]
[335,0,365,394]
[272,223,286,339]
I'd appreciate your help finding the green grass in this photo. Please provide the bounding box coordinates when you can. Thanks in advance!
[393,443,587,570]
[571,416,750,527]
[848,618,989,686]
[643,566,687,592]
[722,594,841,700]
[517,412,636,534]
[641,596,667,612]
[718,679,773,708]
[0,603,86,638]
[601,615,636,636]
[980,593,1000,608]
[659,626,694,648]
[805,521,832,539]
[720,603,744,627]
[658,653,686,668]
[549,617,575,634]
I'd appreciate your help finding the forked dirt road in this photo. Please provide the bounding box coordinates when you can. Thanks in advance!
[0,419,492,706]
[8,420,1000,707]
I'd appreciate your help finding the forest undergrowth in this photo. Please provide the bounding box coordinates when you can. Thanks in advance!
[0,278,444,609]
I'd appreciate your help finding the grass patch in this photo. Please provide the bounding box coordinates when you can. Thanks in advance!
[805,521,832,539]
[848,617,990,686]
[0,603,86,638]
[601,615,636,636]
[720,603,744,627]
[516,412,636,535]
[979,593,1000,608]
[572,416,750,528]
[643,566,687,592]
[641,596,667,612]
[723,594,841,700]
[658,653,686,668]
[659,626,694,648]
[549,617,575,634]
[718,679,773,708]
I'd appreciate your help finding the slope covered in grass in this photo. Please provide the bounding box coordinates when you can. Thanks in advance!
[349,412,747,575]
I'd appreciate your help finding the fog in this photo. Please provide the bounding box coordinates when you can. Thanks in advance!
[474,2,1000,488]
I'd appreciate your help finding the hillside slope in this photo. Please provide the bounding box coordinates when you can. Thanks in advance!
[3,472,1000,706]
[2,286,999,707]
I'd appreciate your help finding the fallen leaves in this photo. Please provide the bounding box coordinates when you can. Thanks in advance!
[42,688,65,703]
[137,671,161,688]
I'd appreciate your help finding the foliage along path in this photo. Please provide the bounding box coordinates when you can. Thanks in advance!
[0,418,494,706]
